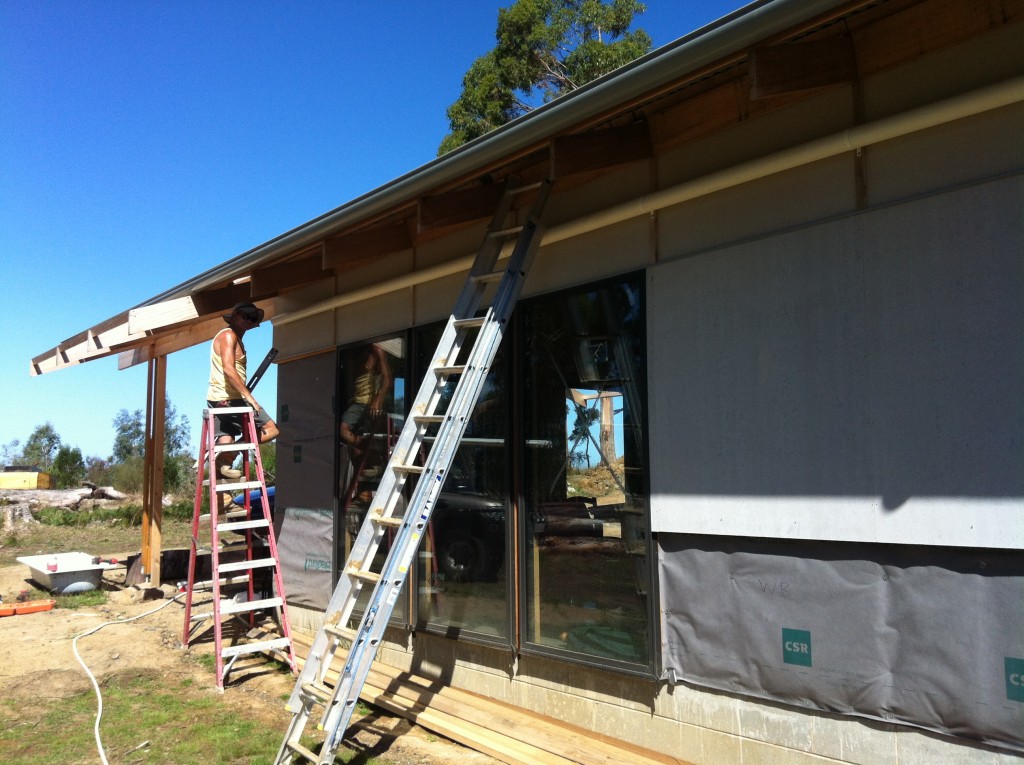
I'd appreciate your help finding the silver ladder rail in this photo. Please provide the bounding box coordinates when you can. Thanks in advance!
[275,177,552,765]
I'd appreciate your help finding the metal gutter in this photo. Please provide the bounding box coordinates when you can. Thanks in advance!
[143,0,848,307]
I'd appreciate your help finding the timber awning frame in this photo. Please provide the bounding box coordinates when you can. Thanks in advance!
[31,0,1024,375]
[32,0,864,375]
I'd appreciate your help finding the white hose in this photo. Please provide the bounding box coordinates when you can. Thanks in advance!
[72,592,184,765]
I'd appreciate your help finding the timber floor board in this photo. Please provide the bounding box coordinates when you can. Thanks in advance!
[291,633,692,765]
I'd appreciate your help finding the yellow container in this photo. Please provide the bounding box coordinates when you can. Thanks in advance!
[0,471,53,490]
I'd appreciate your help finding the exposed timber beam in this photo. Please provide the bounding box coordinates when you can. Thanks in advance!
[552,120,654,178]
[323,221,414,271]
[750,35,858,99]
[417,182,507,234]
[251,253,334,295]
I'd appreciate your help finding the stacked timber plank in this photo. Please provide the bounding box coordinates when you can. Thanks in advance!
[292,633,690,765]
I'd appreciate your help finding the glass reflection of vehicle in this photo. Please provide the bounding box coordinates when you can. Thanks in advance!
[345,464,506,583]
[430,484,505,583]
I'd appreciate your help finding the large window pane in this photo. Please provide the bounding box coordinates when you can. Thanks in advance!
[415,323,511,640]
[521,276,650,668]
[336,338,408,624]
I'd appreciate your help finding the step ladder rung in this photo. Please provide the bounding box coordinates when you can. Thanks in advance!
[371,513,404,529]
[199,509,250,523]
[190,573,251,591]
[220,636,292,659]
[212,442,255,453]
[205,405,254,415]
[220,596,283,616]
[217,518,270,533]
[210,479,263,492]
[218,557,278,573]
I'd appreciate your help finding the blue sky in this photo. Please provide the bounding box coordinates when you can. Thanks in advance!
[1,1,742,462]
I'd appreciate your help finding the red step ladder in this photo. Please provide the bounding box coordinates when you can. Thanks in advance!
[182,405,297,690]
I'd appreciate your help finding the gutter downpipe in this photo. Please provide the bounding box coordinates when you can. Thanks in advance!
[143,0,844,308]
[275,74,1024,327]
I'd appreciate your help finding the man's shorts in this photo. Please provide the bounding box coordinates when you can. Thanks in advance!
[207,399,272,440]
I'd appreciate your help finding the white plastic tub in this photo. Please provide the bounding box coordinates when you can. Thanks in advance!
[17,552,116,595]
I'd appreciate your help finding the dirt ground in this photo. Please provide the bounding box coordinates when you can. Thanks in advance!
[0,559,502,765]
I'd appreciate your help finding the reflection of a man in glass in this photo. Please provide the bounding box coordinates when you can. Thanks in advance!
[340,343,393,461]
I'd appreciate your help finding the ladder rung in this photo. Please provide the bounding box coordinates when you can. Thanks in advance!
[199,509,249,523]
[190,574,251,591]
[372,513,404,529]
[212,442,255,453]
[220,637,292,659]
[392,464,424,475]
[285,741,320,763]
[347,568,381,585]
[433,364,466,376]
[452,316,486,329]
[220,596,283,616]
[488,224,524,238]
[412,414,444,425]
[217,518,270,533]
[212,480,263,492]
[218,557,278,574]
[469,271,504,284]
[509,179,543,194]
[301,681,334,704]
[205,405,254,415]
[323,623,357,642]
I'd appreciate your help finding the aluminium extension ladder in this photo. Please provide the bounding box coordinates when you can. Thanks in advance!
[183,405,298,690]
[274,177,553,765]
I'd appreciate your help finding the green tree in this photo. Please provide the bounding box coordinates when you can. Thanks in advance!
[439,0,651,154]
[1,438,22,468]
[112,401,191,463]
[22,423,61,471]
[110,400,194,495]
[52,445,87,489]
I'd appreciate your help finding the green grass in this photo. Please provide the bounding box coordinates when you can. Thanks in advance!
[0,672,291,765]
[0,668,386,764]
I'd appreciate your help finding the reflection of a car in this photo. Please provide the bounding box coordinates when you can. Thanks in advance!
[346,482,506,583]
[430,488,505,583]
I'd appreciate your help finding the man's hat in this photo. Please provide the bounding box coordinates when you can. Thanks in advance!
[224,302,264,326]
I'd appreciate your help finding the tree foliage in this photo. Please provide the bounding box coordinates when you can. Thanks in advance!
[111,401,191,463]
[439,0,652,154]
[21,423,62,471]
[110,401,193,494]
[52,445,87,489]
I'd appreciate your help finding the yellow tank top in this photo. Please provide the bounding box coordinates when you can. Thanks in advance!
[207,328,247,400]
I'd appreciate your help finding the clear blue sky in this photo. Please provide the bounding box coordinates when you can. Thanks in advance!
[1,1,742,463]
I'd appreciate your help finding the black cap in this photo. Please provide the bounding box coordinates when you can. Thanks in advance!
[223,302,264,326]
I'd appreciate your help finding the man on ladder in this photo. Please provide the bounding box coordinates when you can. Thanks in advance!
[208,302,279,507]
